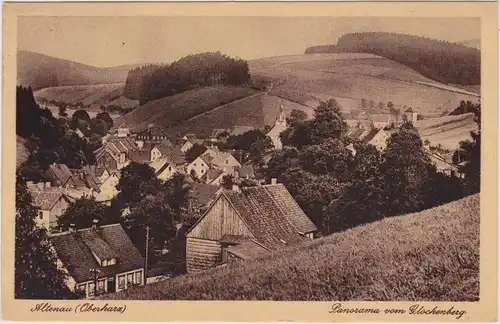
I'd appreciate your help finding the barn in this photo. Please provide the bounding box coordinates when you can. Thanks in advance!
[185,183,317,272]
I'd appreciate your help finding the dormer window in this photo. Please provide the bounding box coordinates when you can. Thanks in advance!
[102,258,116,267]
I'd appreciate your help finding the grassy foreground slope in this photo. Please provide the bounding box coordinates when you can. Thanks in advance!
[104,194,479,301]
[249,53,479,116]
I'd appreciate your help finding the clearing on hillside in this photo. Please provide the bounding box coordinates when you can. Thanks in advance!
[164,93,314,138]
[417,113,477,151]
[34,83,139,110]
[113,86,258,134]
[249,53,480,116]
[103,194,479,301]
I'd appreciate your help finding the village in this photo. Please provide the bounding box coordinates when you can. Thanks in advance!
[23,100,467,298]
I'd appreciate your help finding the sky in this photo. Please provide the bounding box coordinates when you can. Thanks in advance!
[18,16,480,67]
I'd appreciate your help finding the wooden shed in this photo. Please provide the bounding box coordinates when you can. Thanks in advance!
[185,184,317,273]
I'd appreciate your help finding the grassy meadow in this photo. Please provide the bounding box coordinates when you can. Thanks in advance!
[102,194,479,301]
[249,53,480,116]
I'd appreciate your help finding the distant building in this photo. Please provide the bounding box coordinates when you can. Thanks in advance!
[266,105,288,150]
[185,183,317,273]
[27,182,71,230]
[369,114,393,129]
[405,107,419,125]
[116,123,130,138]
[180,134,205,153]
[426,149,463,178]
[95,137,137,170]
[229,126,255,137]
[234,165,255,180]
[49,223,145,298]
[136,124,169,145]
[44,164,74,187]
[150,158,178,181]
[363,128,389,151]
[94,171,121,203]
[186,155,211,179]
[209,128,230,144]
[200,168,226,186]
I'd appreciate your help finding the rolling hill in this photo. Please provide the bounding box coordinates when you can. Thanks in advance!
[112,86,259,135]
[102,193,479,301]
[34,83,139,111]
[17,51,141,90]
[249,53,480,117]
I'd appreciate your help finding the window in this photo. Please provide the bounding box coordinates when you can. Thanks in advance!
[88,283,95,296]
[225,160,228,164]
[127,273,134,285]
[118,275,125,289]
[77,284,86,293]
[168,166,172,171]
[102,259,108,267]
[98,279,106,293]
[135,271,142,285]
[38,211,43,220]
[194,163,196,167]
[109,258,116,265]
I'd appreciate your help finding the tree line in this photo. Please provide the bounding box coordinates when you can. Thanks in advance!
[123,52,251,104]
[266,98,479,234]
[304,32,480,85]
[16,86,97,181]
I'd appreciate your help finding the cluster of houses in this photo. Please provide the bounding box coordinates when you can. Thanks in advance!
[26,103,465,298]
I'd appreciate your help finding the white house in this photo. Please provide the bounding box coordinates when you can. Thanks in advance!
[150,158,178,181]
[186,156,211,179]
[266,105,288,150]
[94,172,121,203]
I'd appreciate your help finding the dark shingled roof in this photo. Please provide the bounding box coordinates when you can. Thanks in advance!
[49,224,144,283]
[129,149,151,164]
[189,183,221,208]
[220,184,317,250]
[362,128,381,143]
[225,241,271,260]
[46,164,73,186]
[28,186,68,211]
[236,165,255,178]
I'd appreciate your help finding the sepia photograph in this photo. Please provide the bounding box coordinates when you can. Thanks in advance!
[3,2,498,322]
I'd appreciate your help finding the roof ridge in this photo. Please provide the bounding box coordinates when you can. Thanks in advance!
[49,223,121,237]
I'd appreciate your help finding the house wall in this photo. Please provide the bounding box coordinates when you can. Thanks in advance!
[181,141,193,153]
[186,157,209,179]
[158,165,177,181]
[94,174,119,201]
[49,197,70,228]
[74,268,144,297]
[186,195,255,272]
[97,151,118,171]
[186,237,222,272]
[151,147,162,162]
[369,131,388,151]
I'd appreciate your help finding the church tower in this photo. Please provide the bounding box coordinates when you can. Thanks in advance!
[276,105,287,127]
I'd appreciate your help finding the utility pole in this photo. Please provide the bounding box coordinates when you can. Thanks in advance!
[144,225,150,285]
[89,268,101,296]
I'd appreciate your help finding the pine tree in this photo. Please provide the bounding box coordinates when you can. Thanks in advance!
[15,175,81,299]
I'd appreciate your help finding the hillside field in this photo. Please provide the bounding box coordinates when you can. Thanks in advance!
[103,194,479,301]
[417,113,477,151]
[249,53,480,116]
[34,83,139,111]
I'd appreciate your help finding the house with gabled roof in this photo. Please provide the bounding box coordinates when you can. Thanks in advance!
[44,163,74,187]
[369,114,393,129]
[136,124,169,142]
[181,134,204,153]
[116,123,130,138]
[49,223,145,297]
[185,183,317,272]
[95,137,137,170]
[150,158,178,181]
[94,171,121,203]
[266,106,287,150]
[27,182,71,230]
[200,168,226,186]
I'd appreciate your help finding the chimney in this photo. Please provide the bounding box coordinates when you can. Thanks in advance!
[232,184,240,192]
[271,178,277,185]
[92,219,99,230]
[69,223,76,233]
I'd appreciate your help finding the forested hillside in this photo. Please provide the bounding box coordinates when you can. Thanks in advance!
[123,52,251,104]
[304,32,480,85]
